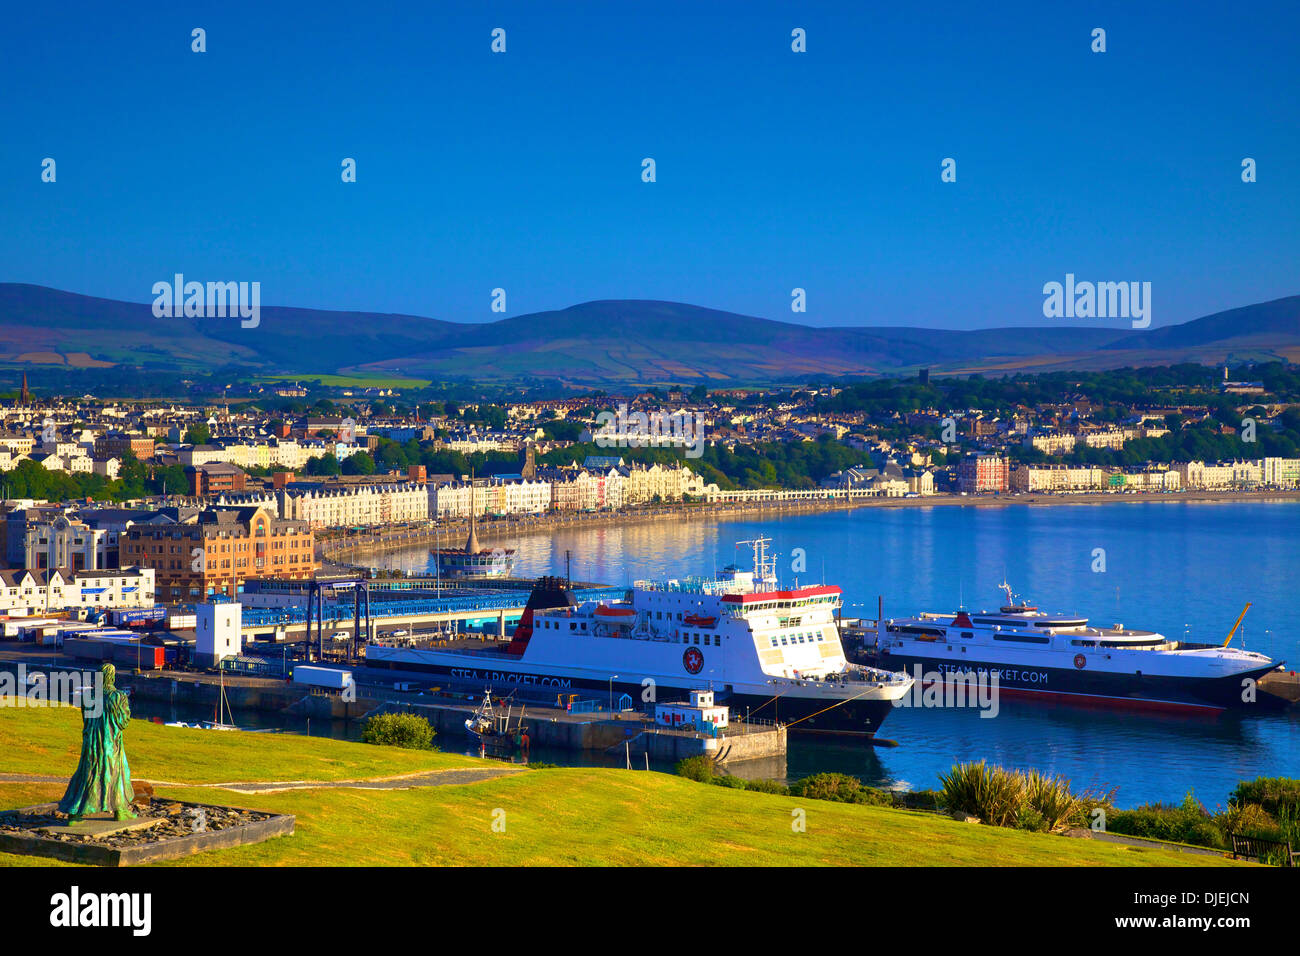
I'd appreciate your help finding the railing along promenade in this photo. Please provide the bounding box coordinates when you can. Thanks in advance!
[318,493,881,567]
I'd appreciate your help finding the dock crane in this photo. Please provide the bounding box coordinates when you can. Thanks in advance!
[1221,603,1252,648]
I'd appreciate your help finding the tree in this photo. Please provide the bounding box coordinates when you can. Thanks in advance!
[183,422,211,445]
[342,451,376,475]
[306,453,342,476]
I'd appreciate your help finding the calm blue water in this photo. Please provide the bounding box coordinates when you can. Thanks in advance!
[377,500,1300,807]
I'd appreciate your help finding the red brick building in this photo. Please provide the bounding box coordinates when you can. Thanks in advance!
[958,454,1009,493]
[187,462,248,496]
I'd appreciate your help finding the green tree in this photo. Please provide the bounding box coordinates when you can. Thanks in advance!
[342,451,376,475]
[183,422,211,445]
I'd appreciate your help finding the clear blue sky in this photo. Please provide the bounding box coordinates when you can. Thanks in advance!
[2,0,1297,329]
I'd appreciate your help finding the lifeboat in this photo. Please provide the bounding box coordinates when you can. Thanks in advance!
[684,613,718,628]
[595,604,636,618]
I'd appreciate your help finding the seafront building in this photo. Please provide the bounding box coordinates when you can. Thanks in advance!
[1173,460,1264,490]
[958,455,1009,493]
[0,566,155,615]
[214,481,429,529]
[279,481,429,528]
[121,506,315,602]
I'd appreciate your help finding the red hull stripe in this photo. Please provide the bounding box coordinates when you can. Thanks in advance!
[722,585,841,604]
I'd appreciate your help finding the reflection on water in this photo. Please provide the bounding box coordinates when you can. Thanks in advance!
[367,502,1300,805]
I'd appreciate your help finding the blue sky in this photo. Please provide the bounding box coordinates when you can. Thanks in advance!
[2,0,1297,329]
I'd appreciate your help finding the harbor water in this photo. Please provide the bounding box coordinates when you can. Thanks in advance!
[372,499,1300,807]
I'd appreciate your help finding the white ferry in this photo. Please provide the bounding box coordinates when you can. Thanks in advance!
[368,539,913,736]
[874,583,1281,712]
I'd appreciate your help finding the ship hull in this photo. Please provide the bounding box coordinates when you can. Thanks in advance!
[878,651,1280,713]
[364,653,900,735]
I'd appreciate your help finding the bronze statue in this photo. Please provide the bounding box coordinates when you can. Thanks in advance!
[59,663,136,822]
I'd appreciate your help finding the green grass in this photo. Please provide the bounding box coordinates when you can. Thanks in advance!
[255,373,431,389]
[0,703,477,784]
[0,706,1241,867]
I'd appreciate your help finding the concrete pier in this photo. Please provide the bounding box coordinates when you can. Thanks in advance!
[367,696,786,763]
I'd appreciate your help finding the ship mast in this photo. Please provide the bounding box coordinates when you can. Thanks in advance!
[735,536,776,588]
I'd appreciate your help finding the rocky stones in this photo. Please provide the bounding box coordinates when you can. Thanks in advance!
[0,801,272,849]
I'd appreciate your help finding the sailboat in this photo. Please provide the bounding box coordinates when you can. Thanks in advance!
[199,662,240,730]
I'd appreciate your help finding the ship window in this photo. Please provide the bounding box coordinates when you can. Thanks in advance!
[961,632,973,640]
[693,635,699,645]
[770,637,778,647]
[993,633,1049,644]
[713,636,720,646]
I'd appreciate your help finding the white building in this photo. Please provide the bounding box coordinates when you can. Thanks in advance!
[196,601,242,667]
[25,516,110,571]
[0,567,155,615]
[655,689,729,730]
[278,482,429,528]
[1262,457,1300,488]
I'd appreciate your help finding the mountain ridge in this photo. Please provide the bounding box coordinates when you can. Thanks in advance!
[0,283,1296,385]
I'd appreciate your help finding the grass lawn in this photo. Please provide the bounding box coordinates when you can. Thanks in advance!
[0,706,1240,867]
[256,373,431,389]
[0,703,480,784]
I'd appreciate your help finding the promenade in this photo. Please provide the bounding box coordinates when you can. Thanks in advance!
[320,488,1300,567]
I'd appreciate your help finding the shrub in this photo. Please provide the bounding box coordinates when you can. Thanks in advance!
[940,761,1026,827]
[711,773,748,789]
[1024,771,1083,832]
[1075,787,1118,830]
[892,789,944,812]
[1215,801,1279,841]
[675,755,716,783]
[789,773,890,805]
[743,778,791,796]
[1107,792,1225,849]
[360,712,435,750]
[1015,805,1047,832]
[1229,777,1300,817]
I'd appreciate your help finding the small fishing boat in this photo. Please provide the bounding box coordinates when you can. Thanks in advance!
[464,689,527,748]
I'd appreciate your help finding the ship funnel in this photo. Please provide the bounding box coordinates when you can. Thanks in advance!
[505,575,579,656]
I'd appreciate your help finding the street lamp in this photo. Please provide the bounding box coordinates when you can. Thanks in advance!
[609,674,619,712]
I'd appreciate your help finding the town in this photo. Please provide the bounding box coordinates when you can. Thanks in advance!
[2,363,1296,559]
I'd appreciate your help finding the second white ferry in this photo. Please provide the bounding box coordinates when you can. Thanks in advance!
[367,539,914,736]
[870,583,1281,712]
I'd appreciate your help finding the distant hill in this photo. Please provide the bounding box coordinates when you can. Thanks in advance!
[0,283,1296,385]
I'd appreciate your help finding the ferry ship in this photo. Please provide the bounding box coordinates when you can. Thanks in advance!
[368,538,913,736]
[872,583,1281,712]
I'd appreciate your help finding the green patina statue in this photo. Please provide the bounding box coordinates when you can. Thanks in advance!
[59,663,135,822]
